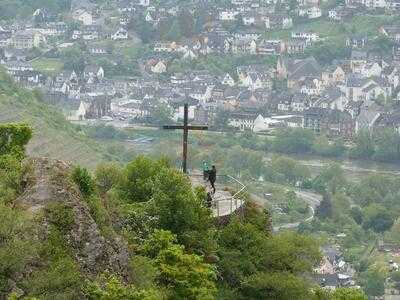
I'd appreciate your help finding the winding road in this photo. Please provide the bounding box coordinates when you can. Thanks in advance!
[251,189,322,232]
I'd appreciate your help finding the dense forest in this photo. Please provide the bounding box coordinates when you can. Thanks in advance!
[0,122,368,299]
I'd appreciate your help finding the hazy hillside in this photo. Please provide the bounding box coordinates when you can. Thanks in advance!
[0,70,121,167]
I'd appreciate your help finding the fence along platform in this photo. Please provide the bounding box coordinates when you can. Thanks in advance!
[190,172,247,217]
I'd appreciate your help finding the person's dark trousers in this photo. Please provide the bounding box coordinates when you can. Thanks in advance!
[210,180,216,194]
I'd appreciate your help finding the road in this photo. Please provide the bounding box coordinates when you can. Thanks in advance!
[251,189,322,232]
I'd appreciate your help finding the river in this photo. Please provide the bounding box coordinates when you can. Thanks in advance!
[264,153,400,182]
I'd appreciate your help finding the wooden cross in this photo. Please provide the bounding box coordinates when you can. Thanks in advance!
[163,103,208,174]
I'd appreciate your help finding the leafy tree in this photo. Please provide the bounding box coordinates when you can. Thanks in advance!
[312,163,346,194]
[0,154,29,203]
[178,9,194,38]
[213,109,230,131]
[390,271,400,289]
[85,274,161,300]
[149,167,214,253]
[72,166,95,197]
[263,232,321,274]
[218,220,268,286]
[270,155,310,185]
[142,230,217,300]
[272,128,314,154]
[165,19,182,41]
[118,156,169,203]
[0,123,32,158]
[373,128,400,162]
[0,204,38,295]
[350,174,399,207]
[350,206,363,225]
[312,136,345,157]
[313,287,367,300]
[350,130,375,159]
[362,203,394,233]
[94,163,123,194]
[225,146,264,178]
[360,269,385,297]
[240,272,310,300]
[316,194,333,219]
[149,103,173,127]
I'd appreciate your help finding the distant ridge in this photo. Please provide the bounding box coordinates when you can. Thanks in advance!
[0,69,112,168]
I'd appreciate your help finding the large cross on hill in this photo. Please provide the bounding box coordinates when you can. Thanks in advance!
[163,103,208,174]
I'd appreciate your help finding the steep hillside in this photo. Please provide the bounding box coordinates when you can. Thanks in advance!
[17,157,129,275]
[0,70,114,168]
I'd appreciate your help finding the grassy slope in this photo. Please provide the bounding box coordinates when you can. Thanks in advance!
[0,70,113,168]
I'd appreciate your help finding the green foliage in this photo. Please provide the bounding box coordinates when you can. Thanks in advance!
[85,195,114,237]
[45,202,74,232]
[272,128,315,154]
[149,167,215,253]
[312,136,345,157]
[390,271,400,289]
[217,218,321,296]
[94,163,123,194]
[269,155,311,185]
[240,272,311,300]
[362,203,394,233]
[350,128,400,162]
[312,163,346,194]
[0,204,38,295]
[316,194,333,219]
[350,130,375,159]
[25,255,83,299]
[85,124,128,140]
[225,145,264,178]
[72,166,95,197]
[313,288,368,300]
[142,230,217,300]
[85,274,162,300]
[0,154,28,203]
[148,103,173,127]
[360,269,385,297]
[305,40,349,65]
[0,123,32,158]
[119,156,168,203]
[0,0,70,19]
[350,206,363,225]
[130,256,159,289]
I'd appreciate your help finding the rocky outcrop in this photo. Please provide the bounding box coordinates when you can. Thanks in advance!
[17,157,129,277]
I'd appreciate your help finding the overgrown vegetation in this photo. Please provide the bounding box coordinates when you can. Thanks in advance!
[0,124,368,299]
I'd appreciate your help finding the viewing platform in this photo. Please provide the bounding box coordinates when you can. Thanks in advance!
[190,171,247,218]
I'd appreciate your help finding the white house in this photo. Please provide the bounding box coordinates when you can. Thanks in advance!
[363,0,387,8]
[222,73,235,86]
[72,9,93,25]
[150,61,167,73]
[253,115,283,132]
[291,31,319,42]
[219,10,239,21]
[111,28,128,40]
[301,6,322,19]
[67,101,88,121]
[361,62,382,78]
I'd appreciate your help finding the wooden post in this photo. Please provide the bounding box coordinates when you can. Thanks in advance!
[163,102,208,174]
[182,104,188,174]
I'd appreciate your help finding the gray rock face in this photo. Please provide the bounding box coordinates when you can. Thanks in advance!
[17,157,129,277]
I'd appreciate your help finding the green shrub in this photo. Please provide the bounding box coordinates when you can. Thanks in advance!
[46,202,74,232]
[72,166,95,197]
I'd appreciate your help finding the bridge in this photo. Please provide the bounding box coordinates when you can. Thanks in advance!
[190,172,247,218]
